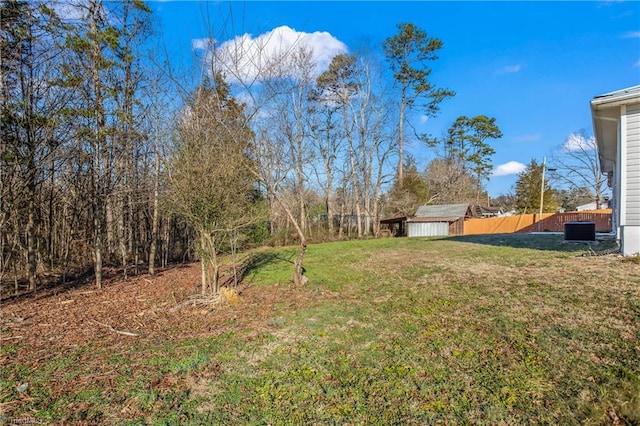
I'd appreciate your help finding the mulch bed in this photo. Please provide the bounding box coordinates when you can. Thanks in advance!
[0,262,318,423]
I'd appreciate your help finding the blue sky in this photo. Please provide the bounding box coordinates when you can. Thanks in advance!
[149,1,639,197]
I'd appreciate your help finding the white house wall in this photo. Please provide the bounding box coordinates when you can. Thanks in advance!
[622,103,640,255]
[626,104,640,226]
[591,86,640,256]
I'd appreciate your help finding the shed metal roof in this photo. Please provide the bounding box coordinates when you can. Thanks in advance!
[414,204,469,219]
[408,216,459,223]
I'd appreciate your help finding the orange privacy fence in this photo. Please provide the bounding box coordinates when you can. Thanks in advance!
[463,210,613,235]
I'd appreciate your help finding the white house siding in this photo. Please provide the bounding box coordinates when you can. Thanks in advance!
[408,222,449,237]
[591,86,640,256]
[622,103,640,255]
[626,104,640,226]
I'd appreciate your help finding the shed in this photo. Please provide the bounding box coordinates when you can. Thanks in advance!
[591,85,640,256]
[408,204,472,237]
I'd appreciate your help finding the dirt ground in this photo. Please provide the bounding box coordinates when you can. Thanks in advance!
[0,262,316,421]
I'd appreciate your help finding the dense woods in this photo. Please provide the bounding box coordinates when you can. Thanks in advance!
[1,0,168,294]
[8,0,588,295]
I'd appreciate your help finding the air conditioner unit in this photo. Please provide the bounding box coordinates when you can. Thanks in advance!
[564,221,596,241]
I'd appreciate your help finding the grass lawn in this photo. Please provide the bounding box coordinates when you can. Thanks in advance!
[2,234,639,424]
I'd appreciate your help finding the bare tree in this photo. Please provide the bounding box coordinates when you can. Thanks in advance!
[249,128,310,286]
[0,0,72,291]
[549,130,607,209]
[60,0,120,288]
[315,54,364,236]
[423,158,477,205]
[110,0,152,278]
[0,0,221,297]
[144,62,175,275]
[247,49,318,285]
[311,51,394,238]
[308,71,342,237]
[351,54,395,236]
[276,48,316,238]
[199,20,318,285]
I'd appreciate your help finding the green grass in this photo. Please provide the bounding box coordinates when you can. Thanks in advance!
[2,234,638,424]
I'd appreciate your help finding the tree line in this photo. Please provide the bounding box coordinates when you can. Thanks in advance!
[0,0,520,295]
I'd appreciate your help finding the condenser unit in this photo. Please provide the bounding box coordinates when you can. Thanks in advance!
[564,221,596,241]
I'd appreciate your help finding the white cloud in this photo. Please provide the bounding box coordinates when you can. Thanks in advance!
[562,132,596,152]
[419,115,429,124]
[192,38,215,51]
[50,0,90,21]
[635,59,640,68]
[496,64,522,74]
[199,26,348,84]
[492,161,526,177]
[50,0,120,24]
[622,31,640,38]
[596,0,624,7]
[513,133,541,143]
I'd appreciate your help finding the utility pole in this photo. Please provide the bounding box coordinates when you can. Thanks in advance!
[538,156,555,231]
[539,156,546,231]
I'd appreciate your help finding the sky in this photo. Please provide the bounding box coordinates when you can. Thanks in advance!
[148,0,640,197]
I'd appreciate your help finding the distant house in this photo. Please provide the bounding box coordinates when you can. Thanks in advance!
[380,204,474,237]
[471,205,505,218]
[591,85,640,255]
[575,200,611,211]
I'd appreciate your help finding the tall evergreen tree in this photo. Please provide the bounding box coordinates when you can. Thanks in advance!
[383,22,454,187]
[515,159,558,213]
[445,115,502,203]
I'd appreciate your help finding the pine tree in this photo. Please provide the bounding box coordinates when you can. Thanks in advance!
[515,159,558,213]
[383,22,454,186]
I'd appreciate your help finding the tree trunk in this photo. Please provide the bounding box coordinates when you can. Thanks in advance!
[119,196,128,279]
[372,197,380,236]
[199,230,220,294]
[90,0,105,289]
[338,200,345,240]
[148,148,160,275]
[397,88,406,187]
[210,232,219,293]
[326,193,334,236]
[94,233,103,289]
[200,255,208,295]
[294,238,307,286]
[212,262,220,294]
[26,194,37,291]
[364,195,371,237]
[267,186,308,286]
[48,153,55,268]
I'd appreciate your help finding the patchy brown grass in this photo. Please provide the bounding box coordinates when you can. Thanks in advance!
[1,235,639,424]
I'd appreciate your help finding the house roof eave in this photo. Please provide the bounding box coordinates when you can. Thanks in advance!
[591,85,640,109]
[589,85,640,175]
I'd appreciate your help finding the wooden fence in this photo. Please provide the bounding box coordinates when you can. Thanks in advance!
[463,210,612,235]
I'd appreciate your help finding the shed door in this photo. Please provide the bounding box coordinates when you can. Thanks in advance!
[408,222,449,237]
